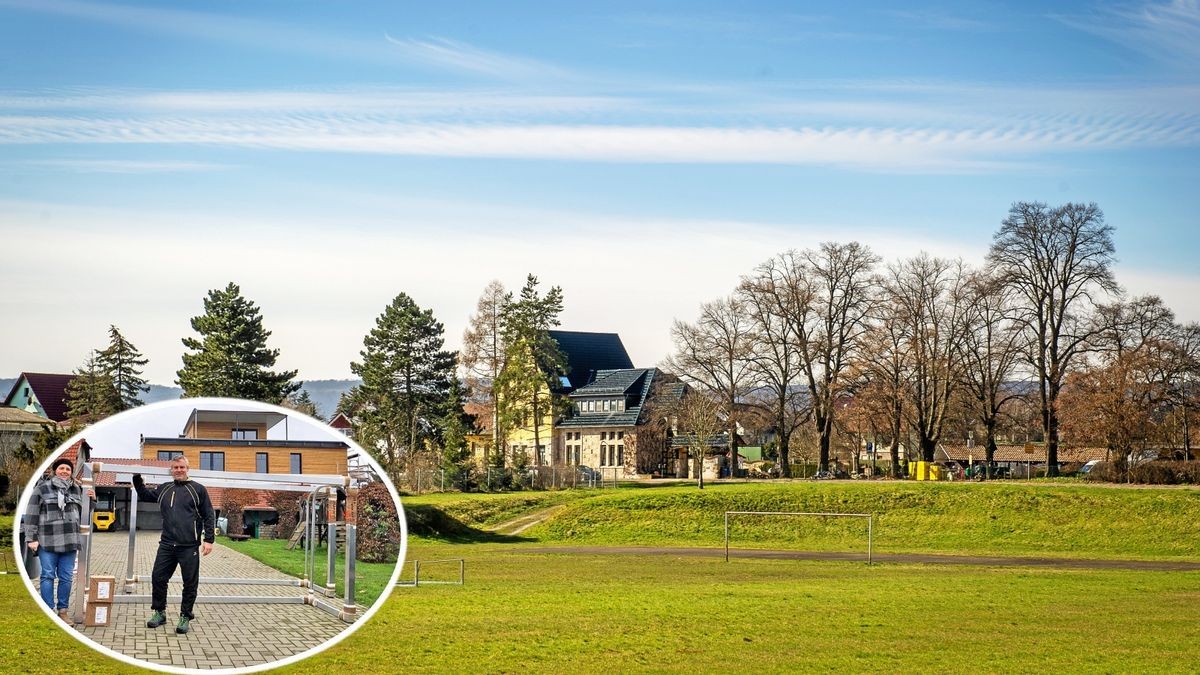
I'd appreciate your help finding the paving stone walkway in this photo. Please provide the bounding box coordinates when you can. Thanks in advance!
[67,532,353,670]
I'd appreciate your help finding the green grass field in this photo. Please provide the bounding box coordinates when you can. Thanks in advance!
[3,482,1199,673]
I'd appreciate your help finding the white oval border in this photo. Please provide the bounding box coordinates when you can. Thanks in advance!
[11,396,409,675]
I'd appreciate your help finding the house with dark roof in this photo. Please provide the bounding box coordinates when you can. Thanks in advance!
[499,330,636,466]
[556,368,684,478]
[3,372,77,423]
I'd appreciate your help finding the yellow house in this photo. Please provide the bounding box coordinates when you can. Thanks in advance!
[140,409,350,476]
[496,330,635,467]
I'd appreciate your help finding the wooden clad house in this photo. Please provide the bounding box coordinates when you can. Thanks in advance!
[141,409,350,476]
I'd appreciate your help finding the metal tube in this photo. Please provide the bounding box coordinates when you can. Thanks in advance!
[111,594,307,604]
[125,484,138,593]
[325,519,337,593]
[868,515,873,565]
[71,463,96,624]
[131,575,303,586]
[724,511,730,562]
[343,524,357,616]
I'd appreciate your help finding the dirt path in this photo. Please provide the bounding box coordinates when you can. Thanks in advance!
[489,505,567,536]
[513,545,1200,571]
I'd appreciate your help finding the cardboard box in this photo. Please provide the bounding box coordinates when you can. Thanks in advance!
[85,602,112,627]
[88,575,116,603]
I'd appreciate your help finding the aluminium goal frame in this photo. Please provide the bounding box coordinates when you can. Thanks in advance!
[104,462,361,623]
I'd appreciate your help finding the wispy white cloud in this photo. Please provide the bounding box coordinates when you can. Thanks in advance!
[1058,0,1200,67]
[0,0,568,81]
[1,114,1196,172]
[16,158,228,173]
[383,35,569,81]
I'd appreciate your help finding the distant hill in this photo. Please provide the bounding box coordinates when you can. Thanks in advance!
[298,379,360,421]
[145,384,183,404]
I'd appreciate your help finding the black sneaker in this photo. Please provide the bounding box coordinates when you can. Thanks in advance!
[176,616,191,634]
[147,610,167,628]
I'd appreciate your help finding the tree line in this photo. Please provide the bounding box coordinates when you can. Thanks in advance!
[664,202,1199,477]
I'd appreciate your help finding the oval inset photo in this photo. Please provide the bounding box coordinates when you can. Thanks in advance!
[14,397,407,673]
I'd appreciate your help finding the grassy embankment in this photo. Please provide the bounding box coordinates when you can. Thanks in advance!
[404,480,1200,560]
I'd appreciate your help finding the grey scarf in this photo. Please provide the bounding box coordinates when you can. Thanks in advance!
[50,476,72,509]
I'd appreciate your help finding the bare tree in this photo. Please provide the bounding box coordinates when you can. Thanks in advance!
[791,242,880,472]
[885,254,970,462]
[461,280,509,465]
[738,253,810,477]
[858,293,910,477]
[663,296,756,475]
[987,202,1119,476]
[958,270,1025,470]
[668,388,726,489]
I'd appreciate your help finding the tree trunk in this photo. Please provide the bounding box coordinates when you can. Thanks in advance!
[778,428,792,478]
[920,436,937,463]
[695,454,704,489]
[817,413,831,472]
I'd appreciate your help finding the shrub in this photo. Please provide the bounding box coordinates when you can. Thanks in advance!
[221,488,259,536]
[266,490,302,539]
[355,482,400,563]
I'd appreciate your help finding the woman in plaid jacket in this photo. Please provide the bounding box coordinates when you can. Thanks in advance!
[26,458,91,620]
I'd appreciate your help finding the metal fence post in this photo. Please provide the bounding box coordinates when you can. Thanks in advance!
[326,519,337,594]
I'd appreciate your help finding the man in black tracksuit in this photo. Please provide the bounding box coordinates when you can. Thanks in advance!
[133,454,215,635]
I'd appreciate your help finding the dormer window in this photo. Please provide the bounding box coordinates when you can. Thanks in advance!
[232,428,258,440]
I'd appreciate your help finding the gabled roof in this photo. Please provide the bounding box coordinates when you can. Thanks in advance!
[548,330,634,391]
[569,368,650,398]
[3,372,77,423]
[559,368,658,429]
[329,411,353,429]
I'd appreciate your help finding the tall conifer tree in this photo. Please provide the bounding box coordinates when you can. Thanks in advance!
[96,325,150,410]
[176,282,300,403]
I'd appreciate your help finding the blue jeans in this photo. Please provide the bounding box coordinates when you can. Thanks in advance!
[37,548,77,611]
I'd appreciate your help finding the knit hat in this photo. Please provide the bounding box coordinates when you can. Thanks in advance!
[51,458,74,473]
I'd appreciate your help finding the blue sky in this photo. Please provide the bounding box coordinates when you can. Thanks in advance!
[2,0,1198,384]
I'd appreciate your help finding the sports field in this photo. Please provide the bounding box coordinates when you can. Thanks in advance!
[3,481,1199,673]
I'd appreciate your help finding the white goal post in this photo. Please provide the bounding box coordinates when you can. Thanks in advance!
[723,511,874,565]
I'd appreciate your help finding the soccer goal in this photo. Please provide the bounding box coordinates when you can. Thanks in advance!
[723,511,874,565]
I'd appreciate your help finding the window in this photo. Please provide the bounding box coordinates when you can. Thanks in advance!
[199,452,225,471]
[600,431,607,441]
[231,428,258,440]
[600,444,607,465]
[617,400,624,411]
[617,445,624,465]
[290,453,302,474]
[256,452,268,473]
[156,451,173,461]
[586,401,594,412]
[618,431,624,439]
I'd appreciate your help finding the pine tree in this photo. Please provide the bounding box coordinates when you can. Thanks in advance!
[95,325,150,410]
[347,293,456,484]
[176,282,300,403]
[66,353,120,421]
[494,274,567,467]
[284,389,322,420]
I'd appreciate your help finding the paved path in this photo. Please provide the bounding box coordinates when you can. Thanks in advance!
[514,546,1200,571]
[67,532,352,670]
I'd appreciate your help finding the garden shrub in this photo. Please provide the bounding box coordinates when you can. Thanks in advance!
[266,490,301,539]
[356,482,400,563]
[221,488,258,536]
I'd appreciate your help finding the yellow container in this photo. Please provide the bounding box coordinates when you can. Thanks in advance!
[929,464,942,481]
[915,461,928,480]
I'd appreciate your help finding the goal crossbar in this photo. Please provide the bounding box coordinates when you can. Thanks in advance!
[723,511,873,565]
